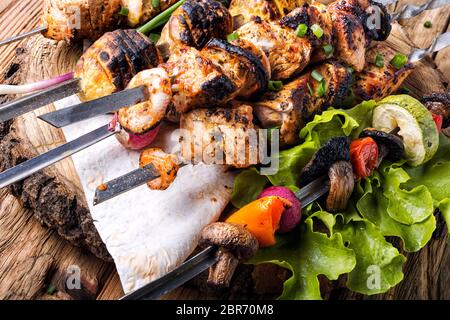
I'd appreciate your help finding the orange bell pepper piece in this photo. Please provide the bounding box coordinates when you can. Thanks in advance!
[226,196,290,247]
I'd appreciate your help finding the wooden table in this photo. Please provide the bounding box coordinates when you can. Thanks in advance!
[0,0,449,300]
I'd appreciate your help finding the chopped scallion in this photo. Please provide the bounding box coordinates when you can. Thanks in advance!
[268,80,283,91]
[295,23,308,37]
[307,83,314,96]
[374,53,384,68]
[323,44,333,57]
[390,53,408,70]
[227,31,239,42]
[119,7,129,16]
[152,0,161,9]
[311,70,324,82]
[149,33,161,43]
[317,81,326,97]
[311,24,323,39]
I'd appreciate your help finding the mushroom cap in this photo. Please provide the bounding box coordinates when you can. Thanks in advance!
[423,92,450,128]
[359,128,405,162]
[200,222,259,260]
[299,137,351,187]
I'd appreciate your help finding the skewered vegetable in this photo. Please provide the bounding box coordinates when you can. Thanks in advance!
[258,186,302,233]
[350,137,378,180]
[423,92,450,129]
[225,196,291,247]
[372,95,439,166]
[326,160,354,212]
[359,128,405,163]
[200,222,259,288]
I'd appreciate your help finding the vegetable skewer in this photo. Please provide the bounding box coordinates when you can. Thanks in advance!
[120,174,329,300]
[0,33,447,191]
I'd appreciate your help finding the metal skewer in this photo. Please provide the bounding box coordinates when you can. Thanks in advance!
[0,26,47,48]
[120,175,330,300]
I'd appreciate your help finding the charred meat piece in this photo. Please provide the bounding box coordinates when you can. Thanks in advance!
[42,0,122,43]
[327,0,368,71]
[157,0,233,59]
[353,44,413,102]
[359,128,405,162]
[237,19,312,80]
[300,136,351,187]
[163,45,236,113]
[204,38,270,98]
[75,29,162,101]
[423,92,450,128]
[252,77,309,147]
[280,2,333,63]
[302,61,352,118]
[229,0,308,28]
[180,104,259,168]
[200,222,259,289]
[326,160,354,212]
[122,0,179,27]
[139,148,180,190]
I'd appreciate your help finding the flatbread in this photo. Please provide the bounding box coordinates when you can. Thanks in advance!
[54,95,234,293]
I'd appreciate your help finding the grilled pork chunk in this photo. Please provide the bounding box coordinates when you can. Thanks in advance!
[42,0,121,43]
[164,39,269,114]
[353,44,413,101]
[75,29,162,101]
[121,0,179,27]
[158,0,233,59]
[253,61,351,146]
[229,0,309,28]
[237,18,312,80]
[180,104,259,168]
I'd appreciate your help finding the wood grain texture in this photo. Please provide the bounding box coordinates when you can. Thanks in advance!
[0,0,448,300]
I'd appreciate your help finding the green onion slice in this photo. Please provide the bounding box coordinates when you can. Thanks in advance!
[119,7,129,16]
[311,70,324,82]
[311,24,323,39]
[152,0,161,9]
[227,31,239,42]
[390,53,408,70]
[374,53,384,68]
[295,23,308,37]
[317,80,327,97]
[323,44,333,56]
[268,80,283,91]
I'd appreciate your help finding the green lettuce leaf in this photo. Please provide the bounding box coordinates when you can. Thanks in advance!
[250,213,356,300]
[231,168,269,208]
[266,100,377,186]
[356,173,436,252]
[337,218,406,295]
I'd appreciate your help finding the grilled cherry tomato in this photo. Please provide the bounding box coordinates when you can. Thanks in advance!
[430,111,443,133]
[350,137,379,180]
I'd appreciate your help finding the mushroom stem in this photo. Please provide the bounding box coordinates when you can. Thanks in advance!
[207,248,239,289]
[326,161,355,213]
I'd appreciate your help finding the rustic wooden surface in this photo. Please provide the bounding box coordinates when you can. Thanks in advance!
[0,0,449,300]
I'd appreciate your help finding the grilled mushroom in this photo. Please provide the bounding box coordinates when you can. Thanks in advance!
[299,136,351,187]
[200,222,259,289]
[326,161,354,212]
[423,92,450,129]
[359,128,405,163]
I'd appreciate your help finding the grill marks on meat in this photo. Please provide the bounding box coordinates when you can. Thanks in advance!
[237,19,312,80]
[139,148,179,190]
[42,0,121,43]
[229,0,308,28]
[164,39,270,114]
[158,0,233,59]
[180,104,259,168]
[353,44,413,101]
[253,61,351,146]
[75,29,162,101]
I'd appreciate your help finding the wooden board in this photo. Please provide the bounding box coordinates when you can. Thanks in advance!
[0,0,449,300]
